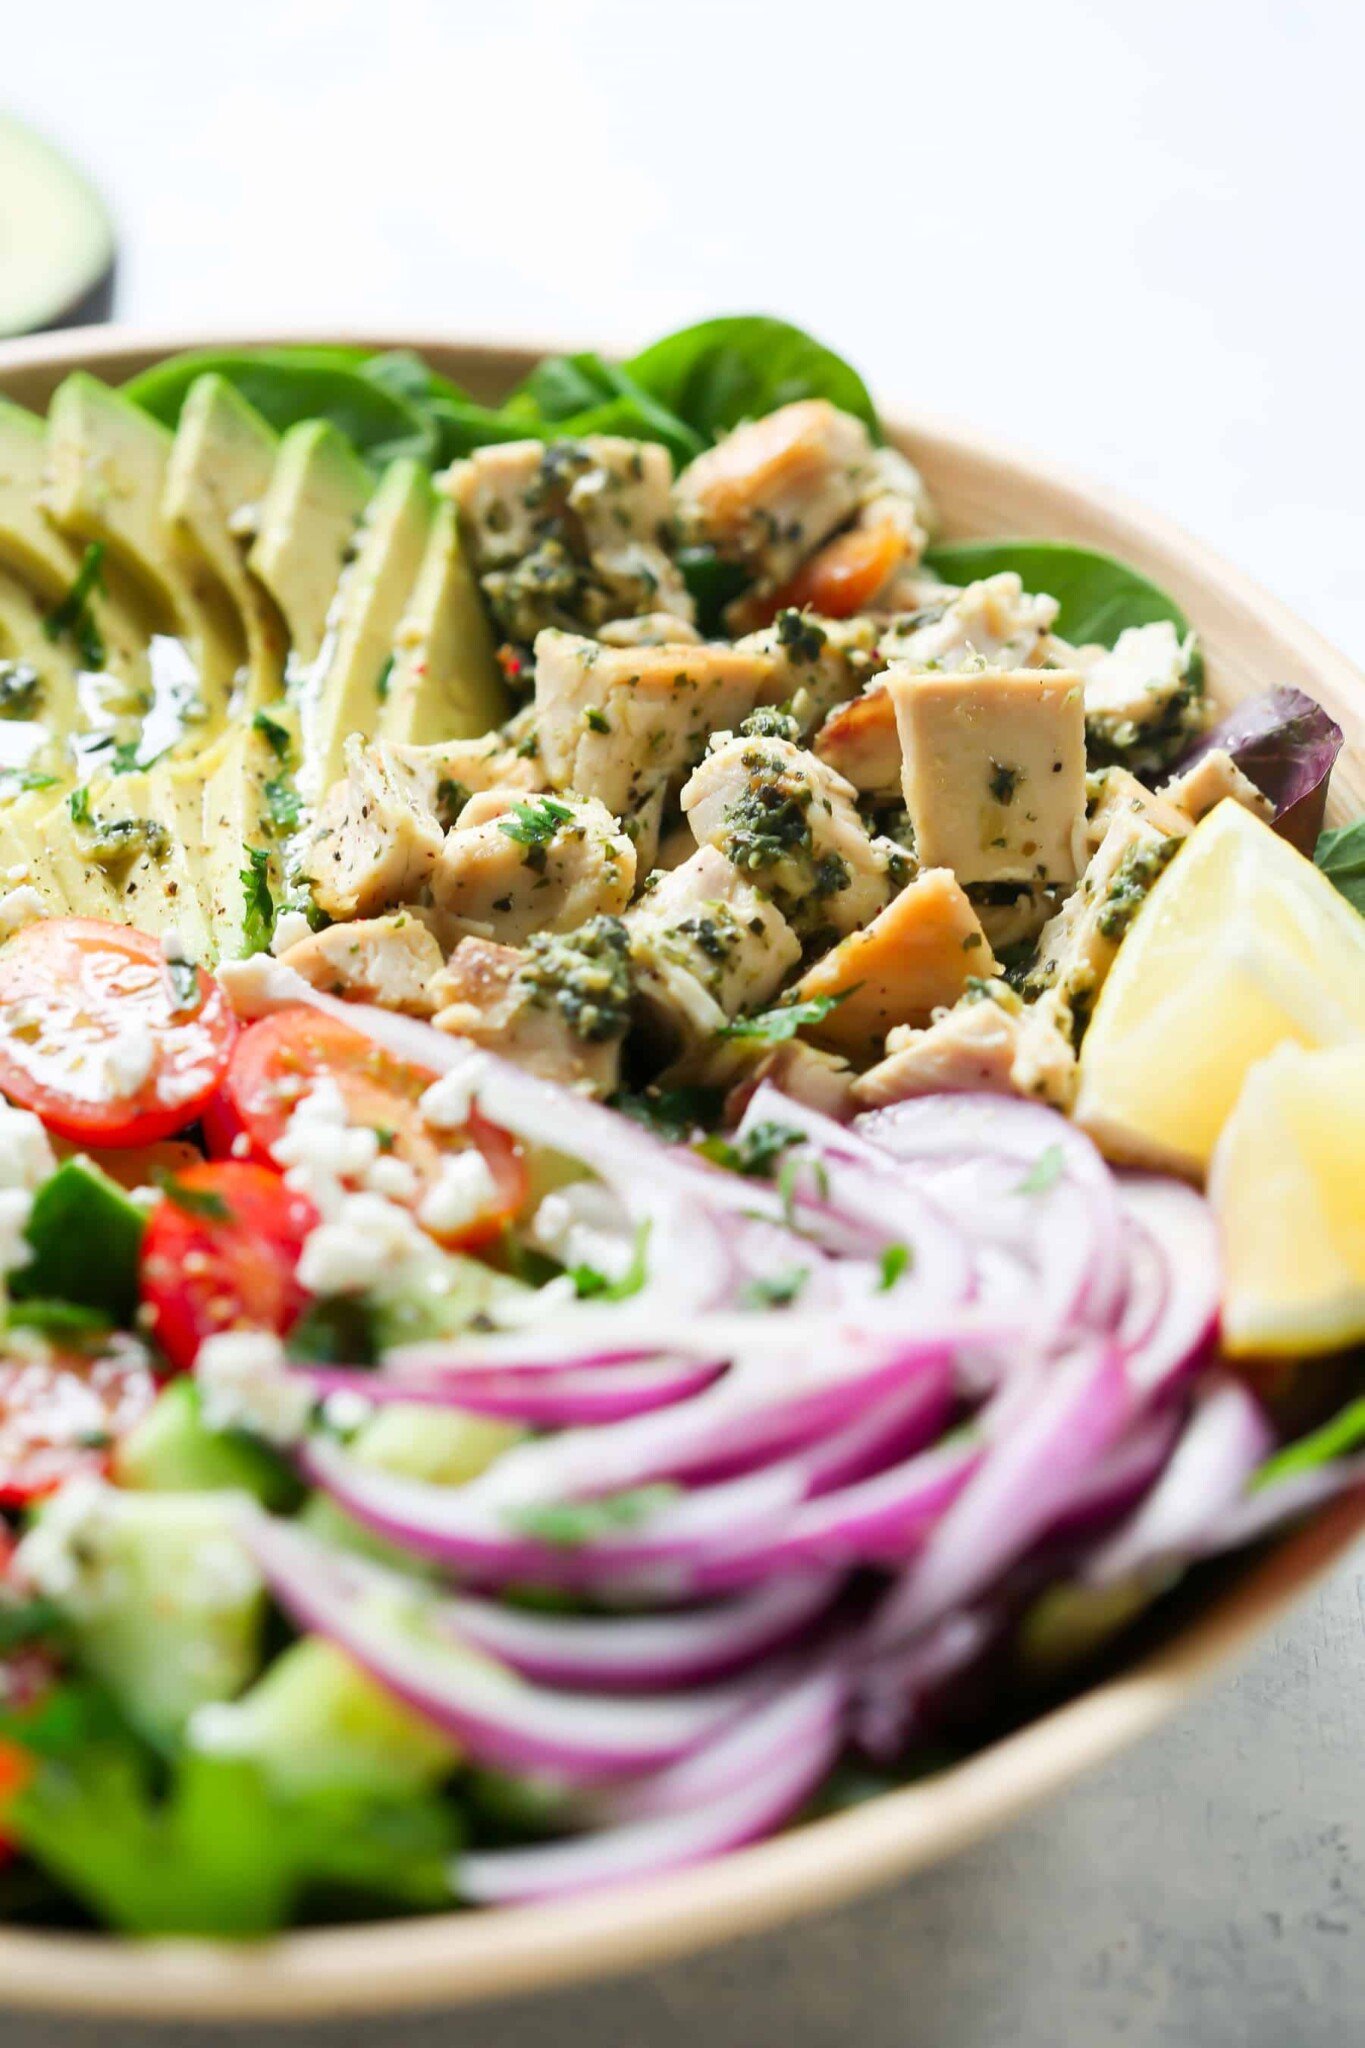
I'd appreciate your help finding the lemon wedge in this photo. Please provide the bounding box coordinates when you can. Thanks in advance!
[1211,1043,1365,1355]
[1075,798,1365,1176]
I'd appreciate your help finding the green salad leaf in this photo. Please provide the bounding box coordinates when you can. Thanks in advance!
[123,350,439,469]
[625,315,881,442]
[1315,818,1365,917]
[0,1684,459,1935]
[924,538,1194,653]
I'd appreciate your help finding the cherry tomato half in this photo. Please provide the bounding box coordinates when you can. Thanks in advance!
[0,919,236,1145]
[0,1333,156,1505]
[138,1161,319,1373]
[214,1007,526,1247]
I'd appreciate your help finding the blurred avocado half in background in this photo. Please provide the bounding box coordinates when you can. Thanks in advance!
[0,114,116,337]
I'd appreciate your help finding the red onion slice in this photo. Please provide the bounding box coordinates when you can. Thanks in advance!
[299,1356,725,1426]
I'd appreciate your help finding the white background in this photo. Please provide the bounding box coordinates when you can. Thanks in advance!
[7,0,1363,657]
[5,5,1364,2043]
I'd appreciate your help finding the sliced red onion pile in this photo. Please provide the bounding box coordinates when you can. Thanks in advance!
[224,965,1365,1906]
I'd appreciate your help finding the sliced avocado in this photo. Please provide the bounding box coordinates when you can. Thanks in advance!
[0,395,152,704]
[114,1378,300,1510]
[0,567,79,790]
[295,457,434,804]
[13,1155,146,1319]
[63,767,211,953]
[8,787,121,918]
[379,497,506,747]
[189,1635,456,1798]
[196,724,285,960]
[249,419,371,667]
[43,374,240,734]
[163,375,286,712]
[25,1487,266,1744]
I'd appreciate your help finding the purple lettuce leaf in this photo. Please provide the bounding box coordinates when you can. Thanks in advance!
[1173,687,1344,854]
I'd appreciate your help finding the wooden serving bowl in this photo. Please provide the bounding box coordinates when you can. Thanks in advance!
[0,329,1361,2023]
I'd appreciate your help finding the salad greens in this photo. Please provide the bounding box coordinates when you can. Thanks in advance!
[923,538,1194,651]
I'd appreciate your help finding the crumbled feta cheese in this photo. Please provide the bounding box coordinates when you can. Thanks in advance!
[529,1181,636,1282]
[274,1077,381,1216]
[216,954,290,1019]
[195,1330,314,1445]
[366,1153,420,1201]
[419,1064,482,1131]
[322,1389,375,1433]
[5,864,30,886]
[13,1476,107,1607]
[0,1102,56,1193]
[102,1021,157,1098]
[0,1189,34,1283]
[417,1148,501,1237]
[160,928,189,963]
[270,910,314,957]
[297,1189,428,1295]
[230,1132,252,1159]
[155,1063,215,1109]
[0,886,46,939]
[492,1272,580,1328]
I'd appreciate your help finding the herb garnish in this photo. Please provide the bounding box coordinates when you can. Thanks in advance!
[507,1485,679,1549]
[154,1170,234,1222]
[252,710,293,762]
[570,1221,651,1301]
[739,1267,810,1310]
[265,778,302,833]
[44,543,106,669]
[240,847,274,957]
[497,797,575,868]
[717,992,848,1043]
[878,1242,912,1290]
[1015,1144,1065,1195]
[0,662,42,718]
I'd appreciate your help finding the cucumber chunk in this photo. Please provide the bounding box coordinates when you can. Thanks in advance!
[114,1378,301,1511]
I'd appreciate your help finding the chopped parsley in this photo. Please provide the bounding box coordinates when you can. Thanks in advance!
[1015,1144,1065,1196]
[739,1267,810,1310]
[497,796,575,870]
[252,710,293,761]
[697,1119,803,1178]
[507,1485,679,1549]
[570,1221,651,1301]
[154,1170,234,1222]
[582,706,611,734]
[0,661,42,718]
[717,992,847,1043]
[240,847,274,957]
[375,654,394,703]
[878,1242,912,1290]
[265,777,302,833]
[68,785,92,827]
[44,543,105,669]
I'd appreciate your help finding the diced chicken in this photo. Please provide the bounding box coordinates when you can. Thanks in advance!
[430,790,635,947]
[1024,809,1184,1045]
[278,913,444,1015]
[1083,764,1193,853]
[878,574,1059,670]
[734,611,883,734]
[302,737,444,919]
[625,846,800,1051]
[430,937,622,1096]
[792,868,996,1060]
[1160,747,1273,826]
[534,629,777,859]
[387,731,546,814]
[673,400,875,591]
[814,575,1060,799]
[681,734,895,939]
[889,665,1087,890]
[854,988,1076,1112]
[446,437,693,643]
[814,687,904,801]
[723,1039,857,1125]
[1072,622,1205,766]
[596,612,703,649]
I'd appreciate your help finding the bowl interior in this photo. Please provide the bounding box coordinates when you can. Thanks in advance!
[0,329,1361,2021]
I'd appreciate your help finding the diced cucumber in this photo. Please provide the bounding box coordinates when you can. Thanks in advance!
[189,1635,456,1797]
[113,1378,301,1511]
[13,1157,145,1321]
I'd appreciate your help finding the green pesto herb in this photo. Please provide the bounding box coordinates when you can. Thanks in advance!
[722,781,812,872]
[240,847,274,957]
[518,915,633,1043]
[1094,835,1182,943]
[988,760,1021,804]
[583,706,611,734]
[79,815,170,873]
[434,777,470,828]
[738,705,801,743]
[774,608,827,663]
[44,543,105,669]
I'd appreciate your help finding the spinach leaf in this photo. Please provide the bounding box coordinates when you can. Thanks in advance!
[625,315,881,443]
[1316,817,1365,916]
[507,351,703,467]
[924,538,1194,651]
[123,350,438,468]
